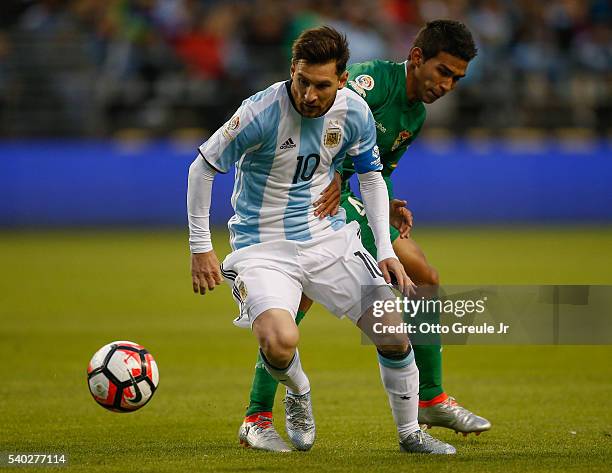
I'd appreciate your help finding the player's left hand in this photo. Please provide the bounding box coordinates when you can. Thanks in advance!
[378,257,416,296]
[314,171,341,219]
[389,199,413,238]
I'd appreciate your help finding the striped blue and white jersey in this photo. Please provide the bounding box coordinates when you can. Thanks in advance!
[199,81,381,251]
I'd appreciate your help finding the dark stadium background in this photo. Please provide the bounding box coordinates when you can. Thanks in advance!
[1,1,611,472]
[0,0,610,226]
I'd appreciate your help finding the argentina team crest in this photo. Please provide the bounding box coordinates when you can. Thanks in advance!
[324,121,342,148]
[237,279,248,300]
[391,130,412,151]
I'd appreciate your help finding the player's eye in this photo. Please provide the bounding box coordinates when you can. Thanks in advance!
[299,78,309,87]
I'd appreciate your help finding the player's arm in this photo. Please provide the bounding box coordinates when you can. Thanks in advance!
[382,136,421,238]
[188,100,262,295]
[350,126,414,295]
[357,168,413,296]
[188,156,222,295]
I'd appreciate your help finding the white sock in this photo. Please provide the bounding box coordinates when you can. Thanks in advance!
[260,348,310,396]
[378,350,420,440]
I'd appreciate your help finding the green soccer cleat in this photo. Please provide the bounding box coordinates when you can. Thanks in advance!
[419,396,491,435]
[238,412,291,452]
[284,391,316,451]
[400,430,456,454]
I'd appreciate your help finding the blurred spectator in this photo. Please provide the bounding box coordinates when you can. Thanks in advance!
[0,0,609,136]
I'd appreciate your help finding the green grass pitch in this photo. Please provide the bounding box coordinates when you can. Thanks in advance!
[1,226,611,472]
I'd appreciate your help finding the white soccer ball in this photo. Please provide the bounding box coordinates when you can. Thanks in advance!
[87,341,159,412]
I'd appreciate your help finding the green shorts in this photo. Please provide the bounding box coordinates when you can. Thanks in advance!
[341,192,400,260]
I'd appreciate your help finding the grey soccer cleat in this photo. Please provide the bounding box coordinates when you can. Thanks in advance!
[400,430,456,454]
[419,396,491,435]
[238,413,291,452]
[284,391,316,451]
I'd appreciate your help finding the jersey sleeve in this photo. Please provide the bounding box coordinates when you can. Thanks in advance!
[197,99,263,173]
[346,107,383,174]
[346,61,388,112]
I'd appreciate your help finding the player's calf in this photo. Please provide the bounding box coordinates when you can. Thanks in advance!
[251,308,315,450]
[358,305,456,454]
[257,348,315,451]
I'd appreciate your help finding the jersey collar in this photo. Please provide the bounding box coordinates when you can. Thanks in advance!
[402,61,421,110]
[285,80,300,114]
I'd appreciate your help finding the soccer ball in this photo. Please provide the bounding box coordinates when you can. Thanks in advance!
[87,340,159,412]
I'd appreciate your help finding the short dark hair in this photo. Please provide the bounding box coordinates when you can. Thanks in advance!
[413,20,477,62]
[291,26,350,75]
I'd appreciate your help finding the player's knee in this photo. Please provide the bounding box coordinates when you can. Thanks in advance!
[259,327,299,367]
[421,265,439,286]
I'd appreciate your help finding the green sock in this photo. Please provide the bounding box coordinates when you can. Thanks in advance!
[245,310,307,417]
[413,344,443,401]
[404,292,444,402]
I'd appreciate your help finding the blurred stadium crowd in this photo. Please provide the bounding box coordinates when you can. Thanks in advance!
[0,0,610,137]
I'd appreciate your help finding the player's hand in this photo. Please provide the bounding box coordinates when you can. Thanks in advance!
[378,257,416,296]
[314,171,341,219]
[191,250,223,295]
[389,199,413,238]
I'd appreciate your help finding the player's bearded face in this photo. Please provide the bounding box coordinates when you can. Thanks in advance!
[413,52,468,104]
[290,60,348,118]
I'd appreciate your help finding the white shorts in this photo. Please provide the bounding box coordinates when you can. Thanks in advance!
[221,221,395,328]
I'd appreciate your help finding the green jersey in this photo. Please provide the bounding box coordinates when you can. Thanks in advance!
[341,60,426,199]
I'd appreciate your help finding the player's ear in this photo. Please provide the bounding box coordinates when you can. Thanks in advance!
[337,70,348,89]
[290,62,296,78]
[409,47,423,67]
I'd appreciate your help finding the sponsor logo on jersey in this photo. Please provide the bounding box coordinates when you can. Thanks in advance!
[280,137,296,150]
[355,74,375,90]
[223,115,240,140]
[375,121,387,133]
[348,80,366,98]
[391,130,412,151]
[324,121,342,148]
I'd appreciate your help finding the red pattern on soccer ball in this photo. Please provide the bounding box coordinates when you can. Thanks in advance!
[87,340,159,413]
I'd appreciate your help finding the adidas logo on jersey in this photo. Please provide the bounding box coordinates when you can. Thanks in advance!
[280,138,296,150]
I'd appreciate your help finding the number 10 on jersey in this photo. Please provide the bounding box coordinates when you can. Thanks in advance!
[292,154,321,184]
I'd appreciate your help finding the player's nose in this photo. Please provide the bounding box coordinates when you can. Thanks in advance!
[304,87,317,103]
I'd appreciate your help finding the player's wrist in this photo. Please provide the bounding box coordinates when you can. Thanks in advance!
[190,242,213,254]
[376,247,396,262]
